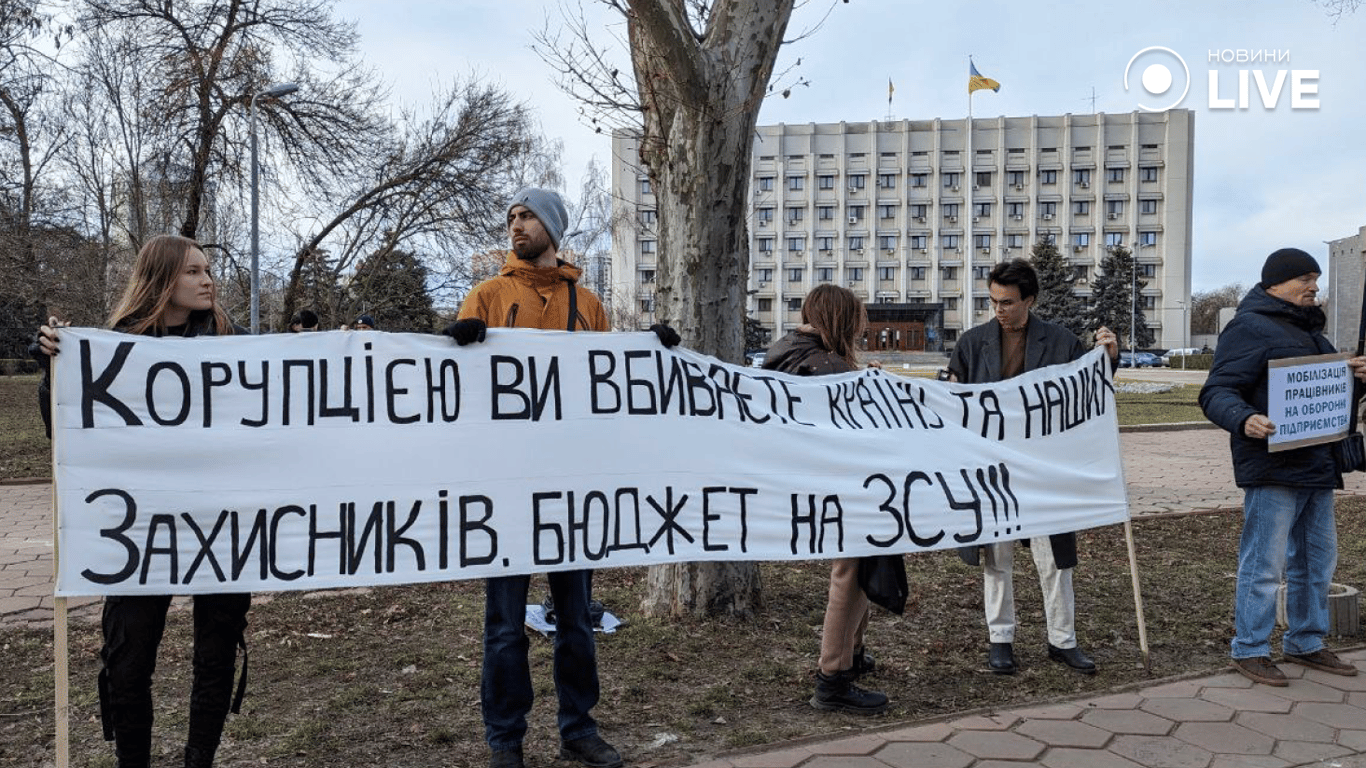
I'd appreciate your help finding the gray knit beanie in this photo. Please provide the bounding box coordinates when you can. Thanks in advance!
[1260,247,1321,289]
[508,188,568,250]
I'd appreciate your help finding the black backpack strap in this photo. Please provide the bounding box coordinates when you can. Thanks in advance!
[565,278,579,332]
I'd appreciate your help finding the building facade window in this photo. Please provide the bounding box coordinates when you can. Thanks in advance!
[1005,233,1025,248]
[1073,265,1089,282]
[879,204,897,219]
[787,175,804,191]
[879,173,897,189]
[878,235,898,251]
[1106,200,1124,217]
[641,240,656,254]
[974,296,991,312]
[787,206,804,223]
[787,236,805,252]
[975,171,992,188]
[909,234,928,250]
[944,296,959,310]
[818,205,835,220]
[1140,199,1158,215]
[757,298,772,312]
[757,238,773,252]
[942,171,961,189]
[1040,201,1057,218]
[1040,169,1057,185]
[640,269,655,284]
[1072,232,1090,247]
[974,234,992,250]
[757,207,773,223]
[973,266,991,280]
[847,205,865,222]
[1007,170,1026,187]
[640,178,652,195]
[1140,166,1159,182]
[818,174,835,189]
[941,234,960,250]
[757,268,773,282]
[1006,201,1025,218]
[1106,167,1125,183]
[878,266,896,281]
[847,174,866,190]
[817,236,834,251]
[757,176,773,191]
[1073,200,1090,215]
[910,266,928,280]
[639,209,657,225]
[973,202,991,217]
[1074,169,1091,186]
[816,267,833,282]
[846,267,864,282]
[1139,231,1158,246]
[788,267,804,282]
[942,203,959,220]
[1138,263,1157,278]
[1105,232,1124,247]
[849,236,864,250]
[787,298,802,311]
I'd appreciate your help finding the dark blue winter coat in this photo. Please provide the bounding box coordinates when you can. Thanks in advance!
[1199,285,1340,489]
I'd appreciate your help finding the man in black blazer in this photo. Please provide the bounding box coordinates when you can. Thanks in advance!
[947,258,1118,675]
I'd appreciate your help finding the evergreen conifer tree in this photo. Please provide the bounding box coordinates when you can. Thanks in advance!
[1028,237,1088,339]
[1089,245,1154,349]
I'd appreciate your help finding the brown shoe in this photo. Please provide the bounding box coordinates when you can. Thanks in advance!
[1231,656,1288,686]
[1284,649,1360,677]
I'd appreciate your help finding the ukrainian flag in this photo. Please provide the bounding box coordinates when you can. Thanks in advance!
[968,61,1001,94]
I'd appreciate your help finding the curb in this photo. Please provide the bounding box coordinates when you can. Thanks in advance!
[1119,421,1217,433]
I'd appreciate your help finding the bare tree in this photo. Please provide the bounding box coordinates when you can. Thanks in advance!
[1191,283,1245,336]
[80,0,388,242]
[538,0,813,617]
[277,77,546,325]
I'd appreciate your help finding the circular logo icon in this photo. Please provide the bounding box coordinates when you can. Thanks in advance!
[1124,47,1190,111]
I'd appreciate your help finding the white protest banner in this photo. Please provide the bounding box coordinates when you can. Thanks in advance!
[51,329,1127,596]
[1266,352,1352,452]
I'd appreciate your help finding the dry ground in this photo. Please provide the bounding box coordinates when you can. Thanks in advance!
[3,502,1365,768]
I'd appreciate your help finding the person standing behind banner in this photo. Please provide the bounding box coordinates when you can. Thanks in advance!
[441,187,679,768]
[763,284,890,715]
[1199,247,1366,686]
[947,258,1118,677]
[30,234,251,768]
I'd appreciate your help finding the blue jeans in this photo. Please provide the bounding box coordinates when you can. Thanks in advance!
[482,571,599,750]
[1232,486,1337,659]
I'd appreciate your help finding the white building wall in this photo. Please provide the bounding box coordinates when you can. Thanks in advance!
[1326,226,1366,351]
[611,109,1195,347]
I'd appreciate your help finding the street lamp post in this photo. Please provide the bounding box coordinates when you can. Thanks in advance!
[250,82,299,334]
[1176,299,1188,369]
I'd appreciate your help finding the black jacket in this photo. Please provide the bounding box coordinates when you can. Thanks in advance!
[1199,286,1339,489]
[762,331,853,377]
[33,311,238,437]
[948,315,1088,570]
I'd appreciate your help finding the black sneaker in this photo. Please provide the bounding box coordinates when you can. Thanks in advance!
[559,734,622,768]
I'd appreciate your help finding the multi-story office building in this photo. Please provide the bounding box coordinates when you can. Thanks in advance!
[611,109,1194,350]
[1326,225,1366,351]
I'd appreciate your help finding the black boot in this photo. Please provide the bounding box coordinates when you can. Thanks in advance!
[113,727,152,768]
[184,744,217,768]
[852,648,876,678]
[810,669,889,714]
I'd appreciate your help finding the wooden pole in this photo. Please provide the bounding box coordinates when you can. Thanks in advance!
[1123,519,1151,672]
[50,358,70,767]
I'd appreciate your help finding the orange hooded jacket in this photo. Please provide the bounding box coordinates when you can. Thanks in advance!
[458,252,609,332]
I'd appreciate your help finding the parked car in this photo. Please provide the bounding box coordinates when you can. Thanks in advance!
[1162,347,1202,366]
[747,352,767,368]
[1118,351,1163,368]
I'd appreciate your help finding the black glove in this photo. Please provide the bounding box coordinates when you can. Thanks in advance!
[650,323,681,349]
[441,318,487,346]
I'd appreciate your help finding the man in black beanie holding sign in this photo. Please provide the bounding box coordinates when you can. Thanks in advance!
[1201,247,1366,686]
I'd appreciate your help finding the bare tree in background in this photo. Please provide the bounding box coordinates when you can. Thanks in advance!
[81,0,388,243]
[537,0,825,617]
[277,78,547,325]
[1191,283,1245,336]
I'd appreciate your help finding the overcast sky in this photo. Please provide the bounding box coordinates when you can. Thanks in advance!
[331,0,1364,293]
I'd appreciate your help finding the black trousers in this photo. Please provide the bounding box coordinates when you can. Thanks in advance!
[99,593,250,763]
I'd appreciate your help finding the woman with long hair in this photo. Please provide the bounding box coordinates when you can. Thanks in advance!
[762,284,889,714]
[33,234,249,768]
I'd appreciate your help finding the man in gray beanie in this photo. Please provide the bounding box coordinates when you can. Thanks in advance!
[1201,247,1366,686]
[439,187,680,768]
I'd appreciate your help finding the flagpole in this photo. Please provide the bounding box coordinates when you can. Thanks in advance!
[965,58,974,335]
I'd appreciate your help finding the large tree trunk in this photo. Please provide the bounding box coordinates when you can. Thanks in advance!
[627,0,793,617]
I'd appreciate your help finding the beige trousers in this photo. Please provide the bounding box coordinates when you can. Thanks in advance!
[818,558,872,675]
